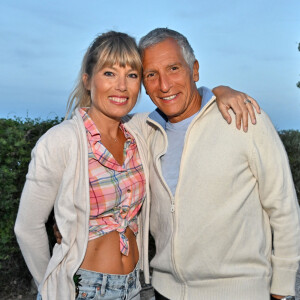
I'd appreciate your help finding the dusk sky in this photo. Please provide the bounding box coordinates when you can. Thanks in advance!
[1,0,299,130]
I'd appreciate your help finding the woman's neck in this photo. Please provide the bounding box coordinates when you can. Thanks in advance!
[87,107,121,139]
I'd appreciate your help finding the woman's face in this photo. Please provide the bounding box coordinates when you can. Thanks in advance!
[84,64,141,121]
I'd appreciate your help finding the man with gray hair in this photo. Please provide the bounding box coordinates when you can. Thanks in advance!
[137,28,300,300]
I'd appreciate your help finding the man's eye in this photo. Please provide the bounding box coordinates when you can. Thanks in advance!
[171,66,178,71]
[104,71,114,76]
[146,73,155,78]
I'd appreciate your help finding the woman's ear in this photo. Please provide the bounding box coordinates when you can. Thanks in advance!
[82,73,90,90]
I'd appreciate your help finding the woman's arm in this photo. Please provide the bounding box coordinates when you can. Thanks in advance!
[213,85,261,132]
[14,127,68,287]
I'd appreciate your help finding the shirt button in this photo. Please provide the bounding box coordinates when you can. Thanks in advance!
[127,189,131,193]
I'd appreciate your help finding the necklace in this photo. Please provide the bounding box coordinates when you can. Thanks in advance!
[86,109,120,143]
[100,128,120,143]
[100,133,118,143]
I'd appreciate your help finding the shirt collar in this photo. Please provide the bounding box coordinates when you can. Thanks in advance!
[79,107,134,143]
[148,86,215,128]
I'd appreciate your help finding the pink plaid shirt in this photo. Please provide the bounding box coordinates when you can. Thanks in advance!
[80,109,146,256]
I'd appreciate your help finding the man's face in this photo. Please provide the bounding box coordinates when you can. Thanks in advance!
[142,38,201,123]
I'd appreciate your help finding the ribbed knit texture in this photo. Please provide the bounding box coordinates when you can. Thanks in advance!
[141,89,300,299]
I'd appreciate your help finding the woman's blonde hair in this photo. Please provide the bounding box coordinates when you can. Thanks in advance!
[66,31,142,118]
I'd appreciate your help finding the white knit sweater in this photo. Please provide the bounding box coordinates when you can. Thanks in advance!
[137,89,300,299]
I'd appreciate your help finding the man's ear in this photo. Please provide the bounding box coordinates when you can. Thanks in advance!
[192,60,199,82]
[82,73,90,90]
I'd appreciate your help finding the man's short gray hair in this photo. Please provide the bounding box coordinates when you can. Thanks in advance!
[139,28,196,71]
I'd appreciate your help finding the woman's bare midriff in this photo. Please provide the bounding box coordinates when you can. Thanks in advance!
[80,227,139,274]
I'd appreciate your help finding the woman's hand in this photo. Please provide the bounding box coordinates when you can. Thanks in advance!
[270,295,286,299]
[53,222,62,244]
[212,85,261,132]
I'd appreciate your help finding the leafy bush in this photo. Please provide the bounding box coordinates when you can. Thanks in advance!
[278,130,300,202]
[0,118,299,298]
[0,117,62,297]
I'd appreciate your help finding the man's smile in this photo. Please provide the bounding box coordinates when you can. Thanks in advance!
[160,93,179,101]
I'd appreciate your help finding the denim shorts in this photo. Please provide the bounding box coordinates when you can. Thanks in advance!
[75,262,141,300]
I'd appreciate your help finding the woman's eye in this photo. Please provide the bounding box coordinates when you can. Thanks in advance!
[104,71,114,76]
[128,73,138,79]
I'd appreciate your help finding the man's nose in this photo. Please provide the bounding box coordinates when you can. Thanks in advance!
[159,74,171,92]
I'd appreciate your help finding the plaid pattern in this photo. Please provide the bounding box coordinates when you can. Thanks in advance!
[80,108,146,256]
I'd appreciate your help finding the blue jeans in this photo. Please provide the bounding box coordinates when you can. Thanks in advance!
[296,261,300,300]
[75,263,141,300]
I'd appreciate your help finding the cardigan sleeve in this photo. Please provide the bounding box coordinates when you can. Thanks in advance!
[249,111,300,296]
[14,125,71,287]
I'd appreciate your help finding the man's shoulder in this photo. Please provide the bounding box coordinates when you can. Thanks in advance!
[123,112,150,123]
[205,105,275,133]
[248,109,276,135]
[122,112,151,131]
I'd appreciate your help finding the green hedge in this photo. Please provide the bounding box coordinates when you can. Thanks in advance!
[0,117,299,297]
[278,130,300,199]
[0,117,62,297]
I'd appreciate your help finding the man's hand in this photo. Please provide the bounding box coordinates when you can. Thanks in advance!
[53,222,62,244]
[212,85,261,132]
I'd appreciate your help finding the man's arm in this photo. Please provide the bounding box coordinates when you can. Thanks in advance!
[249,111,300,297]
[213,85,261,132]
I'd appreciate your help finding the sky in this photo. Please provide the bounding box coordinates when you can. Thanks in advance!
[0,0,299,130]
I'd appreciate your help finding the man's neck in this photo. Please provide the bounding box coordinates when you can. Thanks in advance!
[168,89,202,123]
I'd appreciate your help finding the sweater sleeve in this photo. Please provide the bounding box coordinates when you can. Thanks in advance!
[14,126,70,287]
[249,111,300,296]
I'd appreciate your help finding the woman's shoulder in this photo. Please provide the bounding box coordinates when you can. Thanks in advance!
[35,117,81,153]
[41,119,76,140]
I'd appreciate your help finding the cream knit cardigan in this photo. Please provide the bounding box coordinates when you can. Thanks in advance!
[140,91,300,300]
[14,109,151,300]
